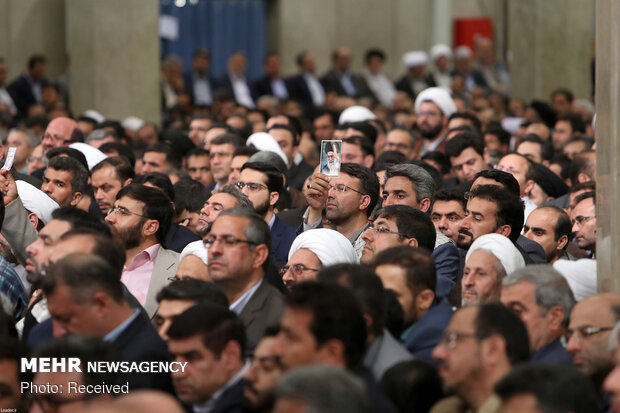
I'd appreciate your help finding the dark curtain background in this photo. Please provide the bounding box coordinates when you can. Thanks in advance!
[160,0,266,80]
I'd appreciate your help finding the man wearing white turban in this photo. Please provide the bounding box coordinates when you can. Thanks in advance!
[281,228,357,288]
[414,86,456,155]
[462,233,525,306]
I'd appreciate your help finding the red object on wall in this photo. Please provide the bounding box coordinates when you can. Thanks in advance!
[453,17,493,50]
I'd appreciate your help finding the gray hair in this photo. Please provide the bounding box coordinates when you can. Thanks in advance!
[274,365,371,413]
[86,129,117,144]
[217,207,271,249]
[503,265,575,326]
[384,163,435,203]
[7,127,39,147]
[477,248,507,283]
[214,184,253,209]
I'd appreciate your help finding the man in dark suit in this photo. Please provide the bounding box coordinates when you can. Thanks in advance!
[371,246,453,365]
[321,47,369,98]
[219,52,255,109]
[42,253,174,392]
[206,208,284,352]
[380,164,461,297]
[168,303,248,413]
[237,161,296,269]
[183,48,218,107]
[252,53,289,100]
[286,51,325,107]
[7,54,48,118]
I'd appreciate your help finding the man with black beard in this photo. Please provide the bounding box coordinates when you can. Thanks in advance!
[414,87,457,156]
[237,161,296,269]
[105,184,179,317]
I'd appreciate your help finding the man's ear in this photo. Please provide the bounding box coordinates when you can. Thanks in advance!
[91,291,111,317]
[483,147,490,164]
[317,338,346,368]
[481,334,507,365]
[415,288,435,314]
[358,194,371,212]
[556,234,568,252]
[69,191,83,207]
[496,224,512,238]
[142,219,160,239]
[27,212,39,230]
[251,243,270,269]
[524,179,535,196]
[122,178,133,187]
[419,198,431,213]
[545,305,566,332]
[269,191,280,207]
[221,340,242,368]
[404,237,419,248]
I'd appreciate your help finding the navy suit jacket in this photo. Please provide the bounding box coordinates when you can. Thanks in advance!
[531,337,573,364]
[182,71,219,104]
[218,75,254,107]
[403,297,453,365]
[251,75,290,100]
[208,377,244,413]
[286,74,321,107]
[431,242,460,299]
[270,216,297,269]
[7,74,46,116]
[516,235,547,264]
[164,223,201,253]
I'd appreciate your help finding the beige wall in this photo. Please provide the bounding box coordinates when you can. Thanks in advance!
[0,0,66,80]
[66,0,160,122]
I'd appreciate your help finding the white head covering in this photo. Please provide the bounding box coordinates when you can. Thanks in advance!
[454,45,473,60]
[69,142,108,170]
[122,116,145,132]
[430,44,452,61]
[16,180,59,225]
[338,105,376,124]
[402,51,428,68]
[246,132,289,167]
[414,86,457,117]
[553,258,597,301]
[465,234,525,276]
[288,228,358,265]
[180,240,208,265]
[83,110,105,124]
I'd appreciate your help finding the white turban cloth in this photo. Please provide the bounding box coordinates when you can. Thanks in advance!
[180,240,208,265]
[246,132,289,167]
[465,233,525,276]
[553,258,597,301]
[338,105,376,124]
[288,229,358,266]
[69,142,108,170]
[16,180,59,225]
[414,86,457,117]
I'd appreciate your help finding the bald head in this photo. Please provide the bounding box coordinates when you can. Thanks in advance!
[42,117,77,155]
[84,391,185,413]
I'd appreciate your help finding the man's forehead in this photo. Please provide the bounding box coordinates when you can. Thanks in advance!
[419,101,442,114]
[45,168,73,181]
[374,215,396,226]
[433,200,464,212]
[331,172,357,185]
[42,219,72,237]
[467,197,497,213]
[451,306,477,327]
[527,209,556,227]
[499,155,526,170]
[211,143,234,152]
[384,175,414,191]
[211,214,247,231]
[240,168,267,182]
[209,192,237,207]
[116,196,145,209]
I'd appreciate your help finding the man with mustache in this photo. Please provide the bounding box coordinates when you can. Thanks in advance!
[431,304,530,412]
[303,163,380,260]
[104,183,179,318]
[414,87,457,156]
[90,156,134,215]
[205,208,283,352]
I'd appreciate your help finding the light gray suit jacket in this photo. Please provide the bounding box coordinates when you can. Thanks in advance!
[363,329,413,382]
[143,246,179,318]
[1,197,38,265]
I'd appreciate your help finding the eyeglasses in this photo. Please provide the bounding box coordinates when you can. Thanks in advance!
[572,216,595,227]
[167,275,194,282]
[366,223,402,236]
[562,325,613,345]
[236,181,267,192]
[438,330,476,349]
[279,263,320,278]
[107,206,150,219]
[327,184,365,195]
[204,234,256,249]
[42,133,68,144]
